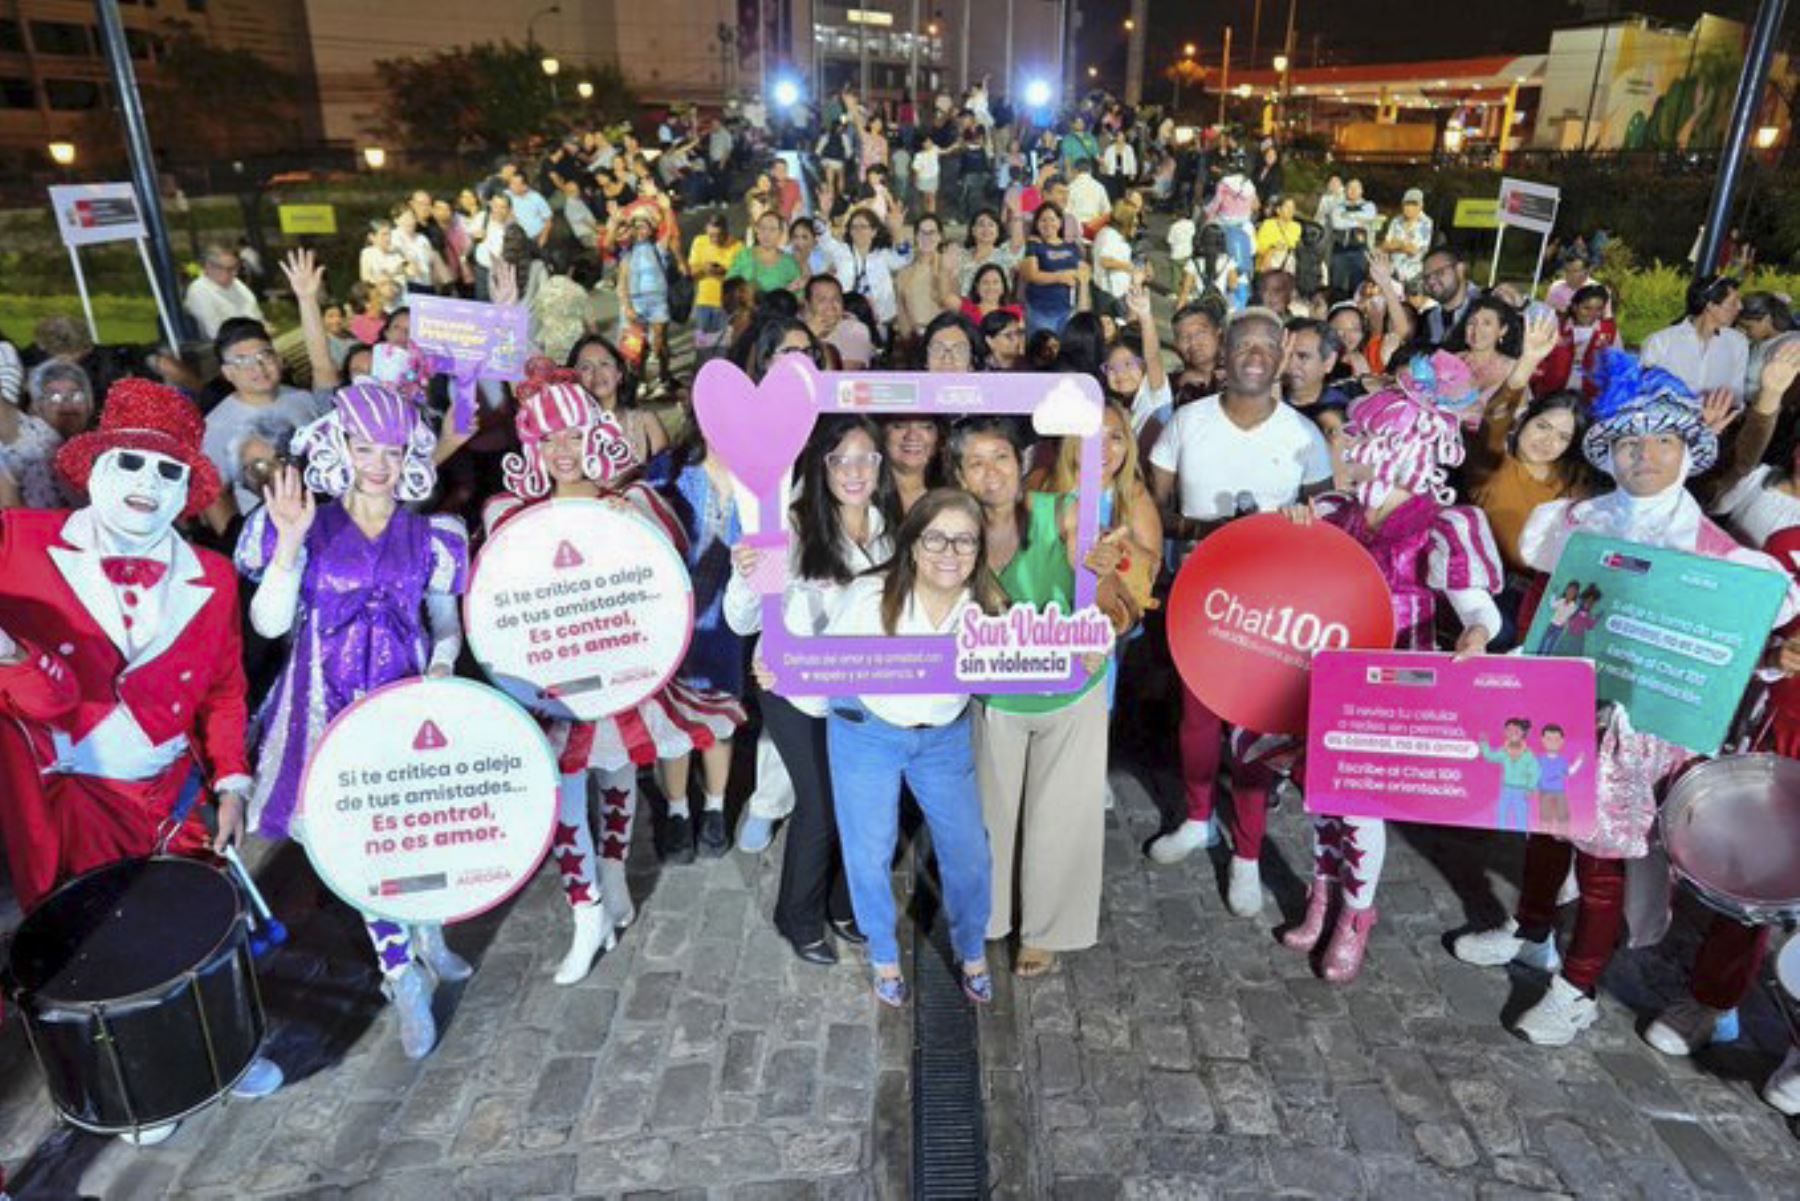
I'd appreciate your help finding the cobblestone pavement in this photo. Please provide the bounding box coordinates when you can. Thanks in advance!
[980,726,1800,1201]
[0,806,908,1200]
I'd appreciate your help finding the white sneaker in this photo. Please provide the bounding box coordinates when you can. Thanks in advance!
[554,900,617,985]
[1451,919,1562,972]
[1226,857,1263,917]
[599,859,635,929]
[1148,816,1218,865]
[737,815,777,854]
[1763,1045,1800,1116]
[383,963,438,1060]
[1643,997,1727,1057]
[230,1055,284,1098]
[118,1121,178,1146]
[1514,975,1599,1047]
[412,923,473,983]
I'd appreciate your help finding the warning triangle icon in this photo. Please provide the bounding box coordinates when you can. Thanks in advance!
[553,540,584,569]
[412,720,448,751]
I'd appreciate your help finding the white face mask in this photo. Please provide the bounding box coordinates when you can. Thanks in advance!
[87,448,189,551]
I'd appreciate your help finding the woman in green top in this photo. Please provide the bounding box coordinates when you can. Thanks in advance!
[727,210,802,298]
[950,414,1113,978]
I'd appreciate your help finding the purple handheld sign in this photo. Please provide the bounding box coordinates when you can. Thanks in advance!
[694,356,1111,696]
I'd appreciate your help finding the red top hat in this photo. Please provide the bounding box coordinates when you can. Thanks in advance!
[56,379,222,519]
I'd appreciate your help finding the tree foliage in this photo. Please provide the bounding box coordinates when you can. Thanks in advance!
[144,22,304,159]
[375,42,636,159]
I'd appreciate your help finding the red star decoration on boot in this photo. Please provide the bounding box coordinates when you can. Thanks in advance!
[1340,874,1366,900]
[566,881,593,905]
[600,835,629,859]
[555,849,587,878]
[601,804,632,835]
[553,822,580,849]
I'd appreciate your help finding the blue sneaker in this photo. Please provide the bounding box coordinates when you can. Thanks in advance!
[737,815,776,854]
[960,964,994,1005]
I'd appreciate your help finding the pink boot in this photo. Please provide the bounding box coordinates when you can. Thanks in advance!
[1281,880,1334,951]
[1321,905,1378,984]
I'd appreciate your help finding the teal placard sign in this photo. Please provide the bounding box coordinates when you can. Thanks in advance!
[1522,533,1788,754]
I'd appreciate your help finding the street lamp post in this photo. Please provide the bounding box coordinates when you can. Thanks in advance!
[542,55,561,104]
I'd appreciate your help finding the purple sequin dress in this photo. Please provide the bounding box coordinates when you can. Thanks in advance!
[235,502,469,839]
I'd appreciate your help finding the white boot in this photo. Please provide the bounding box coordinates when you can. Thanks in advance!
[554,901,617,985]
[383,963,438,1059]
[412,923,473,983]
[1514,975,1598,1047]
[1148,816,1218,865]
[1225,857,1263,917]
[599,859,635,929]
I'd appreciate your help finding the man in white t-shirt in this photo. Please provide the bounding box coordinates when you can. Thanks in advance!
[1146,307,1334,895]
[183,245,266,340]
[1065,160,1112,238]
[1640,274,1751,404]
[201,322,332,526]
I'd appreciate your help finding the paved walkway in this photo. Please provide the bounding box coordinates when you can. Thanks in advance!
[0,806,906,1200]
[979,684,1800,1199]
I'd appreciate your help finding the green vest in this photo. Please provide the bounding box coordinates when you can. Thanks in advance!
[984,492,1107,716]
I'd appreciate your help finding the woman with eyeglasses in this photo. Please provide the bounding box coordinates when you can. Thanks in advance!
[949,413,1114,978]
[1101,286,1171,433]
[918,311,987,373]
[726,416,896,966]
[980,310,1027,372]
[7,361,90,509]
[820,202,914,341]
[825,487,1005,1007]
[235,384,472,1060]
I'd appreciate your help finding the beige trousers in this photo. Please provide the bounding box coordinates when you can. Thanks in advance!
[974,684,1109,951]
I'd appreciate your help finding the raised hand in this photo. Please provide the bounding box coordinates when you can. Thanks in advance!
[1700,388,1741,436]
[490,258,520,307]
[1125,282,1153,325]
[281,248,325,301]
[1758,340,1800,411]
[264,465,316,546]
[1521,310,1559,363]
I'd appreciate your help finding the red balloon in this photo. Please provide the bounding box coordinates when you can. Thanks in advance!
[1168,513,1395,736]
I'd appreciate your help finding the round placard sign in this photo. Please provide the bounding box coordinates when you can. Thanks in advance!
[296,677,559,924]
[465,498,694,721]
[1167,513,1395,736]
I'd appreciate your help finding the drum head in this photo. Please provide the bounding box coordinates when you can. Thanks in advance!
[1779,936,1800,1003]
[1660,755,1800,915]
[9,857,242,1003]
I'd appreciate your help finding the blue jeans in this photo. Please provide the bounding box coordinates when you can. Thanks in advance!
[1496,785,1531,833]
[827,700,992,969]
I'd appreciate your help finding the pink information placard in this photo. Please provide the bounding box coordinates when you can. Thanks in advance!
[1304,650,1598,839]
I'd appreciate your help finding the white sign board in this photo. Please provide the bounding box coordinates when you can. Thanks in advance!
[49,182,147,248]
[465,498,695,722]
[297,677,559,925]
[1496,177,1561,236]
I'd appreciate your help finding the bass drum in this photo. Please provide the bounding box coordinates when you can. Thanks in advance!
[3,856,265,1133]
[1660,754,1800,926]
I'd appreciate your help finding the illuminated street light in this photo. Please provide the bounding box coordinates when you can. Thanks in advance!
[542,56,561,77]
[362,146,387,170]
[1273,54,1289,73]
[47,141,76,166]
[1088,66,1099,79]
[1183,42,1197,57]
[1235,83,1252,98]
[1025,79,1054,109]
[1124,18,1135,30]
[577,80,594,99]
[1757,125,1781,149]
[773,78,802,108]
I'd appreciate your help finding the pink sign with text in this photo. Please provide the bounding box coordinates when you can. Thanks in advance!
[1304,651,1598,839]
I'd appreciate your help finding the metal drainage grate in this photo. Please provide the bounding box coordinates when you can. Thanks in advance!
[910,829,987,1199]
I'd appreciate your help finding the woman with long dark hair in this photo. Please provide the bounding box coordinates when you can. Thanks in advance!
[566,333,670,464]
[726,416,896,964]
[826,488,1006,1006]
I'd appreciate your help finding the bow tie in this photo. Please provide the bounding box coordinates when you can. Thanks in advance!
[101,556,168,588]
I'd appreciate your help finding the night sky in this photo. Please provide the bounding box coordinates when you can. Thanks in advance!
[1077,0,1783,84]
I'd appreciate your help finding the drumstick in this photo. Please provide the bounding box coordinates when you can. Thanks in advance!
[222,845,289,951]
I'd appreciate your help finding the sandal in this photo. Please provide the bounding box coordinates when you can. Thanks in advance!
[960,963,994,1005]
[872,971,910,1009]
[1014,947,1057,978]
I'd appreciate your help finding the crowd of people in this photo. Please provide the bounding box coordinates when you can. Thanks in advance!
[4,83,1800,1150]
